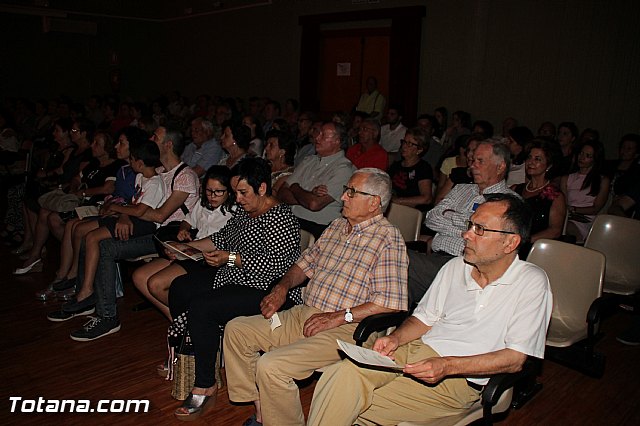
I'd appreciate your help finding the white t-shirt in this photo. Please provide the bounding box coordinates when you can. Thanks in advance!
[131,173,165,209]
[413,256,552,384]
[184,203,233,239]
[158,162,199,226]
[380,123,407,153]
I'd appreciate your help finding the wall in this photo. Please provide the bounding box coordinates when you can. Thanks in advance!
[1,0,639,153]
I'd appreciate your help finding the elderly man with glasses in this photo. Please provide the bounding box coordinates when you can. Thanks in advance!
[223,168,409,426]
[346,118,389,170]
[308,193,552,426]
[408,138,519,305]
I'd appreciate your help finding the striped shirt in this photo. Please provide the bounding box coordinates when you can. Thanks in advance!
[298,214,408,313]
[425,180,518,256]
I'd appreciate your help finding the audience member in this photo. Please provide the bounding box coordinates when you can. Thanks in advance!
[67,125,199,341]
[181,117,222,177]
[408,138,515,304]
[308,194,552,426]
[171,157,303,420]
[505,126,534,187]
[224,168,408,426]
[132,166,234,320]
[264,129,295,197]
[277,121,355,238]
[388,127,434,209]
[355,76,385,119]
[513,139,566,255]
[561,139,610,243]
[380,105,407,157]
[555,121,579,177]
[346,118,388,170]
[219,121,252,169]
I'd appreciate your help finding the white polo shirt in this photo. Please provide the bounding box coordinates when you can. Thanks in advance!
[413,256,552,384]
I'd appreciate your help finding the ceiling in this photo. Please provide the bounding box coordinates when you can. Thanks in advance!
[0,0,273,21]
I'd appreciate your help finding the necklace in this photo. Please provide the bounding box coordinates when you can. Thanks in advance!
[525,180,549,192]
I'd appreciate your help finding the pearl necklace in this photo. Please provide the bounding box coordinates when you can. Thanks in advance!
[525,180,549,192]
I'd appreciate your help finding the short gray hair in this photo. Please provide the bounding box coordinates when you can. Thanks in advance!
[477,137,511,179]
[354,167,392,211]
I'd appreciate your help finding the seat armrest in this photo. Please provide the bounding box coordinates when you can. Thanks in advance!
[353,311,409,346]
[482,359,536,407]
[587,296,606,339]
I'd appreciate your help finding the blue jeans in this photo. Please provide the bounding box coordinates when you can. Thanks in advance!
[78,234,156,318]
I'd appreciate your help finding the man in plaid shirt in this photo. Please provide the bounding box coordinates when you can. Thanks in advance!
[223,168,408,426]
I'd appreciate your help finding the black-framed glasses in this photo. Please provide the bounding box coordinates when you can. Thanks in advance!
[401,139,419,148]
[205,189,227,197]
[342,185,376,199]
[465,220,516,236]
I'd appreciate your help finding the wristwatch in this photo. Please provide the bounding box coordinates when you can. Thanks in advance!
[227,251,237,267]
[344,308,353,323]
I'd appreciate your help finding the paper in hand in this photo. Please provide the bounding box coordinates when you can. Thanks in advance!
[269,312,282,330]
[336,339,404,370]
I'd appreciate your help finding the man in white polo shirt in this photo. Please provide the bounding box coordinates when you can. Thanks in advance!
[308,193,552,426]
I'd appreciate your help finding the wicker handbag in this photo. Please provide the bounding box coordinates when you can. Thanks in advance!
[171,334,195,401]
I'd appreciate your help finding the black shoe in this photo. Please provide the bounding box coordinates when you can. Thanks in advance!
[70,316,120,342]
[52,277,76,292]
[47,295,96,322]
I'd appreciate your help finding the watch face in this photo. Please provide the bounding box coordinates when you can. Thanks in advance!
[345,311,353,322]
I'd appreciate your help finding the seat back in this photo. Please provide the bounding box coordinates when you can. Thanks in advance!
[584,214,640,295]
[385,202,423,241]
[527,239,605,347]
[299,229,315,252]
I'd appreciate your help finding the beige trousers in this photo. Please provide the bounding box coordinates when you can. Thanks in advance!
[308,340,481,426]
[224,304,368,426]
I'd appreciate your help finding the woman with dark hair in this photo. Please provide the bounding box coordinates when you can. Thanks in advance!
[506,126,534,186]
[219,121,252,169]
[132,166,235,320]
[242,114,265,157]
[14,117,90,256]
[264,129,295,196]
[514,139,566,255]
[388,127,434,209]
[169,157,301,420]
[561,139,610,243]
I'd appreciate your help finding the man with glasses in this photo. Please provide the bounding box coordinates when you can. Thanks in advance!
[278,121,355,238]
[224,168,408,426]
[346,118,389,170]
[309,193,552,426]
[408,138,518,304]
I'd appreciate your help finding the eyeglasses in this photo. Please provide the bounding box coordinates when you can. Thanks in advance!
[401,139,419,148]
[342,185,376,198]
[70,128,81,133]
[205,189,227,197]
[465,220,516,236]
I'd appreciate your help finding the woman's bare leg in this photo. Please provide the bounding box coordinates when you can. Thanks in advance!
[132,259,185,321]
[68,219,100,279]
[20,208,51,267]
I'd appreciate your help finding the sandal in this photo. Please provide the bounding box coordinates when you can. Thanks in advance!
[156,360,169,378]
[174,390,217,421]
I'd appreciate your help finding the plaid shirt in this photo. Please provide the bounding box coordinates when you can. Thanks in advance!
[425,180,517,256]
[298,214,408,313]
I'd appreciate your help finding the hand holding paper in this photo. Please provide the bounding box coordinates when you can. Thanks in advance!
[336,339,404,370]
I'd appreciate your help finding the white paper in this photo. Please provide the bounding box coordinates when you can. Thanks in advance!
[269,312,282,330]
[153,236,204,261]
[336,339,404,370]
[75,205,99,219]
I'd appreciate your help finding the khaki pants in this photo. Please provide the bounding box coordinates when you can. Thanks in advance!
[308,340,481,426]
[224,304,369,426]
